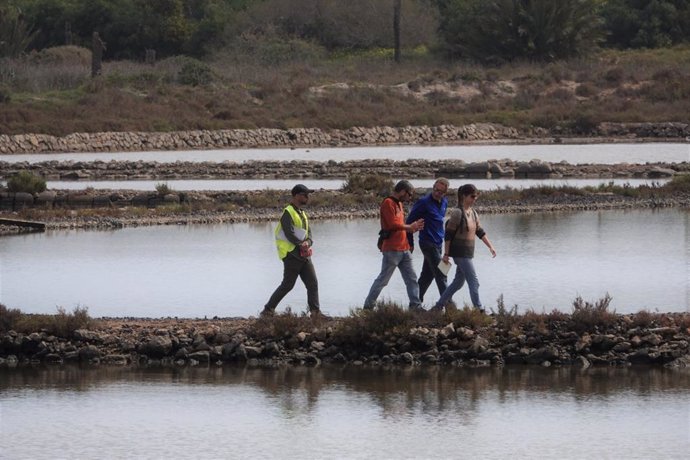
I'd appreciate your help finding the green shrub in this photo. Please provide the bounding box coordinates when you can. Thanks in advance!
[0,84,9,103]
[519,185,585,199]
[0,304,22,332]
[575,82,598,97]
[27,46,92,66]
[6,171,47,194]
[155,182,173,196]
[177,58,213,86]
[342,174,393,195]
[584,181,641,197]
[568,112,600,135]
[603,66,625,85]
[663,174,690,193]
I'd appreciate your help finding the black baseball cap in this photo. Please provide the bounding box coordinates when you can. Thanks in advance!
[291,184,315,196]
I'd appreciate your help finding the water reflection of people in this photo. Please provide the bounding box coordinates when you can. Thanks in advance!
[261,184,322,318]
[406,178,450,305]
[364,180,425,310]
[433,184,496,313]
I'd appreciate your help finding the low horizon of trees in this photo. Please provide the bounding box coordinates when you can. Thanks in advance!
[1,0,689,62]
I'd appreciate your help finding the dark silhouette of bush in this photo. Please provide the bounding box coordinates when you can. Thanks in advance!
[7,171,47,194]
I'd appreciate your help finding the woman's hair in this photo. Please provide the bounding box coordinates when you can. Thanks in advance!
[458,184,478,199]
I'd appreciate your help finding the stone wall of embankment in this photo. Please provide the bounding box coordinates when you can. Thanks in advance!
[1,122,688,154]
[1,315,689,368]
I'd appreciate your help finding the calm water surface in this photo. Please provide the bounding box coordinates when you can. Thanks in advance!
[1,365,688,459]
[38,177,668,191]
[1,209,687,317]
[1,142,687,164]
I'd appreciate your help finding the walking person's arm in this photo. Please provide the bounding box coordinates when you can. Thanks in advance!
[383,200,423,233]
[406,198,425,249]
[442,239,452,263]
[442,209,460,263]
[481,235,497,258]
[475,220,496,258]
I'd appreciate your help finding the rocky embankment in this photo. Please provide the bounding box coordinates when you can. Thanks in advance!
[1,122,688,154]
[1,158,687,229]
[1,315,689,369]
[0,190,687,235]
[2,158,686,182]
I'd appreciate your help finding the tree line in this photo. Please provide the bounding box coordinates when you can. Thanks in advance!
[1,0,689,61]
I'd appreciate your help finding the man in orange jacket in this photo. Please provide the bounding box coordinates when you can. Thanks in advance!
[364,180,425,310]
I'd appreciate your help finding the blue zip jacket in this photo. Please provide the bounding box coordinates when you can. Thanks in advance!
[406,192,448,248]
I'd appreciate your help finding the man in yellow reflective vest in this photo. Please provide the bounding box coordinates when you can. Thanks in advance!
[261,184,322,318]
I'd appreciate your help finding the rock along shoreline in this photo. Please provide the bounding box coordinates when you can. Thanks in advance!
[1,122,688,154]
[1,314,689,369]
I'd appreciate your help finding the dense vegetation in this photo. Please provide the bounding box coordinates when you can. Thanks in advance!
[3,1,689,60]
[0,1,688,136]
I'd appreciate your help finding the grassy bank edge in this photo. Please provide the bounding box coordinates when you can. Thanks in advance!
[3,299,689,341]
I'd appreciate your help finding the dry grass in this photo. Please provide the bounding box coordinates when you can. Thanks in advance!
[570,294,618,332]
[334,302,416,343]
[445,305,494,329]
[1,46,688,135]
[341,174,394,196]
[0,304,93,336]
[249,308,316,340]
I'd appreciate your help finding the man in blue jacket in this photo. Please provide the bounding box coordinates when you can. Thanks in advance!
[406,177,449,306]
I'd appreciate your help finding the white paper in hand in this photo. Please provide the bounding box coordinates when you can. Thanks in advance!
[437,259,452,276]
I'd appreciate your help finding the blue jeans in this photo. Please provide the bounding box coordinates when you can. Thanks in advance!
[418,243,448,302]
[435,257,482,309]
[364,250,421,309]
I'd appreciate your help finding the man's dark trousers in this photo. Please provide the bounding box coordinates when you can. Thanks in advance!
[418,243,447,302]
[264,255,319,312]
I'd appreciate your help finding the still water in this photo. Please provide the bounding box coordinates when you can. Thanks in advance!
[1,142,688,164]
[1,209,687,317]
[1,365,688,459]
[40,177,669,192]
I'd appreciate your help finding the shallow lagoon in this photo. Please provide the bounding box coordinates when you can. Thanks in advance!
[1,142,687,164]
[1,208,687,317]
[1,365,688,459]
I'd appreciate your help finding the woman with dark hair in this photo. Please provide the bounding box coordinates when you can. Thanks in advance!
[433,184,496,313]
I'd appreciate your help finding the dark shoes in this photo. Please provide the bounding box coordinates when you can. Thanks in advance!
[310,309,331,320]
[259,308,275,318]
[260,307,329,320]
